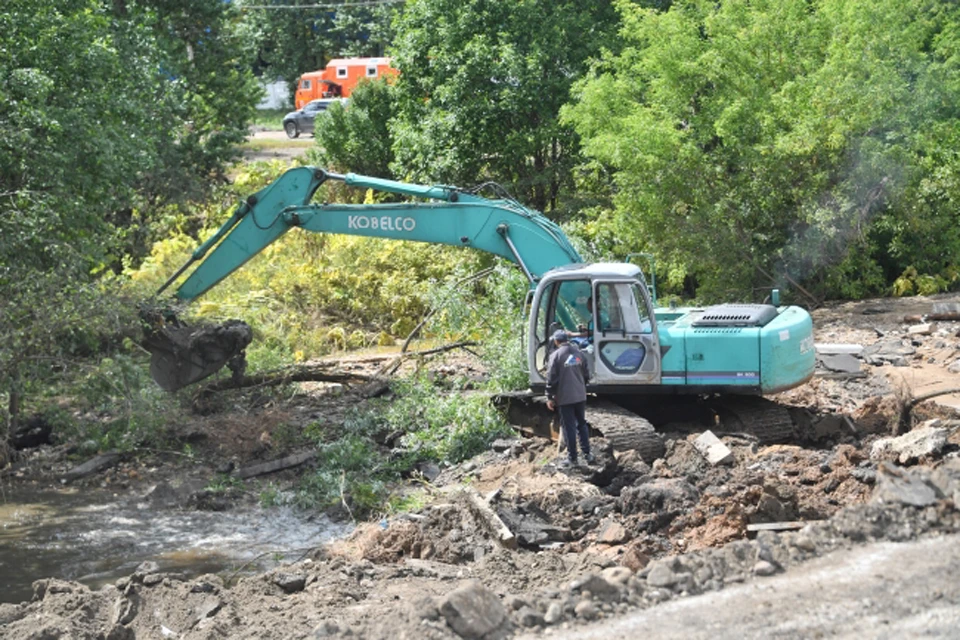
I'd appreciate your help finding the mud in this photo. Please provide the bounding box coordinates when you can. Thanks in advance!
[2,294,960,639]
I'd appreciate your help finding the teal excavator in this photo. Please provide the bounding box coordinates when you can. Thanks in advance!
[145,167,816,447]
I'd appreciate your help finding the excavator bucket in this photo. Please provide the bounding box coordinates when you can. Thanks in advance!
[141,311,253,392]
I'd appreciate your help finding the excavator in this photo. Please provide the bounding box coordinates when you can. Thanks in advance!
[144,167,816,454]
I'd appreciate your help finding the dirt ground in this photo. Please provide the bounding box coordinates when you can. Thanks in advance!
[2,294,960,639]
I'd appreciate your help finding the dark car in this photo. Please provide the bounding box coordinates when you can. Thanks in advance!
[282,98,343,139]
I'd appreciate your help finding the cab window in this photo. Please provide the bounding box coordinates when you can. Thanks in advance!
[300,79,311,90]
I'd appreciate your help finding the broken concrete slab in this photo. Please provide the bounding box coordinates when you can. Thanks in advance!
[496,503,568,548]
[815,343,864,355]
[818,353,862,374]
[692,430,735,465]
[870,422,956,463]
[872,464,942,507]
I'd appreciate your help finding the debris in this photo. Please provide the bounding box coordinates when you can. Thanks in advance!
[573,600,599,620]
[752,560,779,576]
[439,580,508,639]
[907,323,935,336]
[62,452,121,483]
[818,353,862,375]
[496,504,569,547]
[746,521,813,533]
[815,343,864,355]
[597,520,630,545]
[464,488,518,550]
[872,463,941,507]
[272,573,306,594]
[692,430,735,465]
[237,451,317,479]
[871,422,956,463]
[543,603,563,625]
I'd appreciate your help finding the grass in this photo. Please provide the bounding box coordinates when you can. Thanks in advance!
[251,108,288,131]
[240,137,314,150]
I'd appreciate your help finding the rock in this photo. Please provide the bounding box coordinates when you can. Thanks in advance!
[10,414,53,449]
[872,464,942,507]
[692,430,735,465]
[597,520,630,545]
[132,561,160,581]
[143,482,182,509]
[574,600,599,620]
[572,573,621,601]
[504,595,529,611]
[491,438,519,453]
[619,479,700,516]
[907,323,935,335]
[871,423,953,463]
[516,606,544,628]
[439,580,507,639]
[417,461,441,482]
[312,620,341,637]
[113,591,139,626]
[600,566,633,588]
[193,596,222,623]
[543,602,563,625]
[142,574,164,587]
[413,596,441,621]
[645,560,691,590]
[273,572,307,594]
[948,360,960,375]
[753,560,779,576]
[620,545,651,573]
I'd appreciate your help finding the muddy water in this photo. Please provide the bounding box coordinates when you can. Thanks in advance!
[0,486,351,604]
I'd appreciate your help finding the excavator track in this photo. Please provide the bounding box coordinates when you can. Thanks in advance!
[493,393,665,463]
[712,396,795,444]
[587,399,665,463]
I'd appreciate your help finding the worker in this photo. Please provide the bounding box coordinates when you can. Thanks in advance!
[570,296,612,346]
[545,329,594,467]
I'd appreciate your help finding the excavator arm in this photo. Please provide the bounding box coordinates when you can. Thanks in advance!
[146,166,582,390]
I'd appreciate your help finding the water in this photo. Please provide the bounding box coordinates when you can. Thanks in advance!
[0,485,351,604]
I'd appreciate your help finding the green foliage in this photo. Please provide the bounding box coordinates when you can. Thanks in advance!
[389,0,621,213]
[309,79,398,177]
[0,0,261,433]
[291,374,511,517]
[237,1,395,88]
[564,0,960,300]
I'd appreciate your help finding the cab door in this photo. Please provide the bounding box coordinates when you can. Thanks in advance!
[591,280,661,386]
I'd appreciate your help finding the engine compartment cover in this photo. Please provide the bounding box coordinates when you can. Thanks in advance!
[691,303,779,328]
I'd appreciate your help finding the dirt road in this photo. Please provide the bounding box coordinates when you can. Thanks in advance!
[535,533,960,640]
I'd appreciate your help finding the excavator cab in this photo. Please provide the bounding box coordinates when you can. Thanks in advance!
[528,263,661,391]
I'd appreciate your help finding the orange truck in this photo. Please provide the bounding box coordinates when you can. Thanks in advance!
[294,57,398,109]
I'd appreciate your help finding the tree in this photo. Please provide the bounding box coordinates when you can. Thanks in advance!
[389,0,621,213]
[0,0,261,433]
[310,78,398,179]
[240,1,397,89]
[563,0,960,300]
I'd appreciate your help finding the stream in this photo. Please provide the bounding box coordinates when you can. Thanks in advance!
[0,485,351,604]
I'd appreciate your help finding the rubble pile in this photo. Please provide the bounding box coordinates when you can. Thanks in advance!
[2,296,959,639]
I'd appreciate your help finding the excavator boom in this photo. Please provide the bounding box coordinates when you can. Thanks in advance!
[145,167,582,390]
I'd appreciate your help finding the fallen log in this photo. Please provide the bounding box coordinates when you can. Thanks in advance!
[238,450,318,479]
[62,452,121,483]
[463,487,518,550]
[196,366,373,397]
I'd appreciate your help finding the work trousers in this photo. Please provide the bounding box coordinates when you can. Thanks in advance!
[558,401,590,463]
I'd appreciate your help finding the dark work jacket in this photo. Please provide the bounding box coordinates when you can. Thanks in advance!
[545,343,589,406]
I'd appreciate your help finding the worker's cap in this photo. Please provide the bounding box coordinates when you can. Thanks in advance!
[551,329,569,343]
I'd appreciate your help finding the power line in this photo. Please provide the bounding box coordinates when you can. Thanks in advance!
[240,0,403,8]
